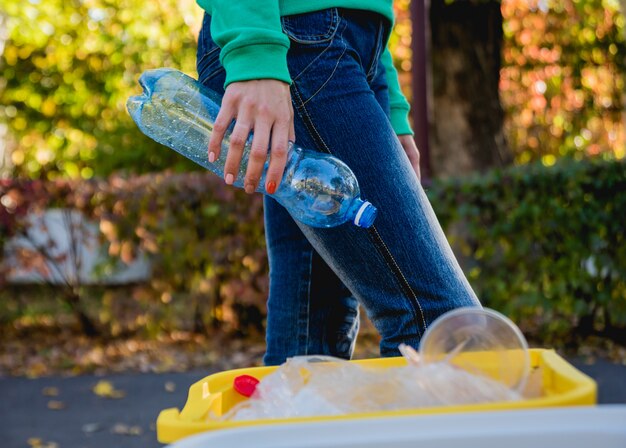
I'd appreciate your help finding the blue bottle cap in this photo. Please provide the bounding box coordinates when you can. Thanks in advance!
[353,201,378,228]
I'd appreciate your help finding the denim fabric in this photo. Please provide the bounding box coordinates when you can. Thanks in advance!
[196,8,481,366]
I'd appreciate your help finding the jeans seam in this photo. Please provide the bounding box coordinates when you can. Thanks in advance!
[365,21,384,83]
[281,8,340,44]
[368,225,426,336]
[293,42,333,82]
[197,48,223,82]
[291,84,332,154]
[296,18,348,108]
[198,66,225,84]
[301,249,313,356]
[291,79,426,339]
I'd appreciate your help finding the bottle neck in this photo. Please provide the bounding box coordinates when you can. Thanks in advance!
[349,198,378,228]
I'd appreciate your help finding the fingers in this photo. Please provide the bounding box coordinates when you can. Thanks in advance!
[398,135,421,181]
[413,152,422,182]
[289,104,296,142]
[223,106,252,185]
[245,119,271,193]
[265,119,290,194]
[209,101,234,164]
[211,80,293,193]
[409,148,421,181]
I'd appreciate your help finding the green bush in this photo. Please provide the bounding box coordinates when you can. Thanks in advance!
[2,157,625,344]
[1,0,201,179]
[87,172,268,335]
[0,173,268,336]
[428,156,626,343]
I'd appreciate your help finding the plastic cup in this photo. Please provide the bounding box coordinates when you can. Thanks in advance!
[419,307,530,393]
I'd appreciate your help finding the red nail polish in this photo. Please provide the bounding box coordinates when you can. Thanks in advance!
[266,181,277,194]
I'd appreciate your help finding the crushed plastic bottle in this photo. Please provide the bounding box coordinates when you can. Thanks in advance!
[216,309,529,422]
[126,68,377,228]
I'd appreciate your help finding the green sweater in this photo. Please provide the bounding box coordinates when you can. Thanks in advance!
[196,0,413,135]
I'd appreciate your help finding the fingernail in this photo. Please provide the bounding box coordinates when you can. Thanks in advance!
[208,152,215,163]
[225,173,234,185]
[245,184,255,194]
[266,181,277,194]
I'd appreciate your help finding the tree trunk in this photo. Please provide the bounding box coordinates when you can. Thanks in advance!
[63,289,100,337]
[429,0,513,178]
[619,0,626,150]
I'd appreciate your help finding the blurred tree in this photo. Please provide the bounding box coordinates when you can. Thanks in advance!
[391,0,624,177]
[428,0,513,178]
[500,0,625,163]
[1,0,624,180]
[0,0,202,180]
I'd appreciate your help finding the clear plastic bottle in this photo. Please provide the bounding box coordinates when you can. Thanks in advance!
[126,68,378,228]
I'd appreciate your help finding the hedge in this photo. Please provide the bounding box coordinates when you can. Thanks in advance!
[428,156,626,343]
[0,173,267,336]
[1,157,624,343]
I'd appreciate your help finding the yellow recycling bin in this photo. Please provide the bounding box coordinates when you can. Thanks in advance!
[157,348,597,444]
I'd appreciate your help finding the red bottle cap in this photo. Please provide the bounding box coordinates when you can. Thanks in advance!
[233,374,260,397]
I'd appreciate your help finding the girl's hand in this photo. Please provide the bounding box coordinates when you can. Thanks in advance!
[208,80,295,194]
[398,134,421,181]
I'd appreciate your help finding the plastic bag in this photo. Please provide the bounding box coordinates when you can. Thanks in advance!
[219,308,528,422]
[220,354,520,422]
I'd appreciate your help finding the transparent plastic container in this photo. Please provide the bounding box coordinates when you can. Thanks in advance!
[419,307,531,393]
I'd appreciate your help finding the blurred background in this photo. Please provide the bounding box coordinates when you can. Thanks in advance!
[0,0,625,377]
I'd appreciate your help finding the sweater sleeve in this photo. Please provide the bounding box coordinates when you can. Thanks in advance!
[198,0,291,88]
[380,47,413,135]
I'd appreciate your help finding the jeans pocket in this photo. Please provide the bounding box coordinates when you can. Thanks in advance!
[197,46,223,82]
[283,9,347,102]
[196,13,224,83]
[281,8,340,45]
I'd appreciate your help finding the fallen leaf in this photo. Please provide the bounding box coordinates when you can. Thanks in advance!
[111,423,143,436]
[27,439,58,448]
[164,381,176,392]
[42,387,59,397]
[47,400,66,410]
[82,423,103,434]
[26,362,48,379]
[111,423,130,435]
[92,380,125,398]
[584,356,596,365]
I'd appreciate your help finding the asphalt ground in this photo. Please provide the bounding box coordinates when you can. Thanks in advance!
[1,358,625,448]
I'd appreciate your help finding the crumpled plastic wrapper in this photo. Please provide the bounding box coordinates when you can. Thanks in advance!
[218,351,521,422]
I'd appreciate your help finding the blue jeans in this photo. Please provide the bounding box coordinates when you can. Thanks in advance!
[196,8,481,365]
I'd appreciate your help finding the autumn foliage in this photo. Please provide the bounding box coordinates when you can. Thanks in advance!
[2,157,625,346]
[500,0,626,163]
[1,0,624,179]
[1,1,625,367]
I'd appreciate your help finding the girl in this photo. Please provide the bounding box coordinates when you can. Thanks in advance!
[195,1,481,365]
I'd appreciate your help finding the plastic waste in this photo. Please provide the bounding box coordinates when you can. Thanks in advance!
[419,307,531,393]
[217,308,529,422]
[127,68,377,228]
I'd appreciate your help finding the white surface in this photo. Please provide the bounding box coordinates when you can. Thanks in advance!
[167,406,626,448]
[4,208,151,285]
